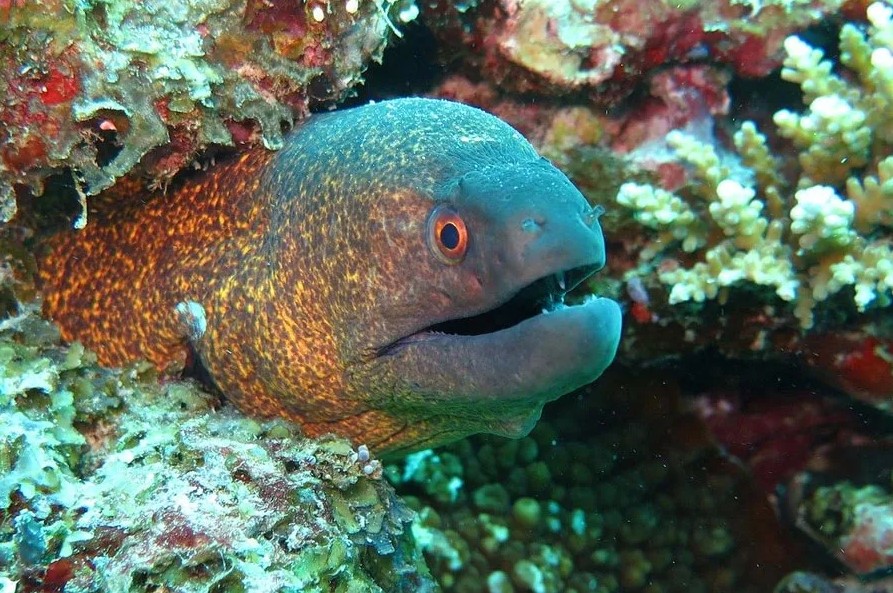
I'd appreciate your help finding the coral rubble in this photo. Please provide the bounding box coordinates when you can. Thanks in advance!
[0,0,417,223]
[798,479,893,575]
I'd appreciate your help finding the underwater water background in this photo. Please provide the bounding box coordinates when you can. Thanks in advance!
[2,0,893,592]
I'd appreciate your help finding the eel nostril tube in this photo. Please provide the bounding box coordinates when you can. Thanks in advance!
[583,205,605,228]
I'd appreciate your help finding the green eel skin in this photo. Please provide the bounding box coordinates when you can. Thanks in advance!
[40,98,622,455]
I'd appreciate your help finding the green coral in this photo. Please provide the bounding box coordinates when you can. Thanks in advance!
[794,474,893,576]
[803,480,891,541]
[615,181,707,254]
[0,317,97,516]
[0,305,433,591]
[387,385,762,593]
[615,2,893,328]
[618,131,799,306]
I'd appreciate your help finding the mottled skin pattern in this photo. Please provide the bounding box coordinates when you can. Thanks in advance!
[40,99,621,455]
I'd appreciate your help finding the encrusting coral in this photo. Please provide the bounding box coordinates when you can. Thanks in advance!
[615,1,893,329]
[0,0,418,225]
[423,0,844,105]
[0,295,433,591]
[796,477,893,575]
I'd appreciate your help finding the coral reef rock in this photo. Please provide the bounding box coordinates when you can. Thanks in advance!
[0,0,417,223]
[0,299,433,592]
[423,0,842,104]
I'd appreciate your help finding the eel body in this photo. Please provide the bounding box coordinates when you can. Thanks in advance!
[39,98,622,455]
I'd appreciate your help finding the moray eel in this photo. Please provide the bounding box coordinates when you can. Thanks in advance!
[39,98,622,455]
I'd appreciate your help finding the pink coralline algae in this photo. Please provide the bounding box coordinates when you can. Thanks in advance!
[0,0,417,223]
[843,501,893,574]
[423,0,843,103]
[694,389,861,494]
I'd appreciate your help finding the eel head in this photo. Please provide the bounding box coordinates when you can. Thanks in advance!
[350,158,622,453]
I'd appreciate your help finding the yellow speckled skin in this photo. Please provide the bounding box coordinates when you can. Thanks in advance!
[40,98,621,455]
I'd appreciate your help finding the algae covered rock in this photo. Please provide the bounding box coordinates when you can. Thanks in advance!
[0,0,418,223]
[0,304,433,592]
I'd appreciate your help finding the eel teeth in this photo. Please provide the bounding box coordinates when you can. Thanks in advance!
[557,272,566,292]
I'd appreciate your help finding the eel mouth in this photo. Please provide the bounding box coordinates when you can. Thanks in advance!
[375,263,604,360]
[423,264,601,337]
[373,259,621,409]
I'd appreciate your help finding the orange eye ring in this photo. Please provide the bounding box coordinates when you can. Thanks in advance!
[426,205,468,264]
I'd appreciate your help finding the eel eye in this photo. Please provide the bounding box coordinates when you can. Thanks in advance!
[426,205,468,264]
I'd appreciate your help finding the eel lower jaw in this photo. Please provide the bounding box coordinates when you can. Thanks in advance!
[374,269,623,407]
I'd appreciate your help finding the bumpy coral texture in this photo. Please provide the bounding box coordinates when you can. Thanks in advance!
[615,1,893,328]
[424,0,843,104]
[388,374,794,593]
[0,305,432,592]
[799,478,893,575]
[0,0,417,224]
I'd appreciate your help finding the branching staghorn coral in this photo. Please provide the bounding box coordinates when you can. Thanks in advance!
[616,1,893,328]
